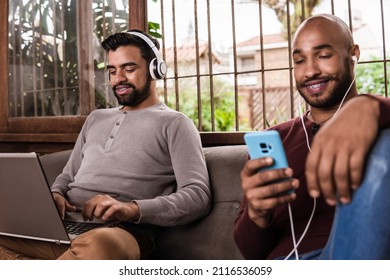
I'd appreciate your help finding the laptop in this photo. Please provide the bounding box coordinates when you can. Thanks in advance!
[0,152,114,244]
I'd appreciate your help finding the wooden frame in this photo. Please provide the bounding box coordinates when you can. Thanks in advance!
[0,0,244,154]
[0,1,90,153]
[0,1,9,134]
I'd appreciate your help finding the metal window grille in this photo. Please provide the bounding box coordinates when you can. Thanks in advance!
[8,0,389,133]
[149,0,389,132]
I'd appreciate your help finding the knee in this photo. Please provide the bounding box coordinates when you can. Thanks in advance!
[68,227,140,260]
[372,128,390,158]
[86,227,119,246]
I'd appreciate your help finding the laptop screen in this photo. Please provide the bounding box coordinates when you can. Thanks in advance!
[0,153,70,243]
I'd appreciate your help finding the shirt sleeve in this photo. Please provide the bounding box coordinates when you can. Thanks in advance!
[357,94,390,128]
[134,115,212,226]
[50,117,89,196]
[233,195,278,259]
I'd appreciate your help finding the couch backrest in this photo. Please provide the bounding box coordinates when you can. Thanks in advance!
[40,149,73,186]
[152,145,247,259]
[39,145,248,260]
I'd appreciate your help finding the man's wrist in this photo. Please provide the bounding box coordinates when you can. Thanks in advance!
[128,201,141,222]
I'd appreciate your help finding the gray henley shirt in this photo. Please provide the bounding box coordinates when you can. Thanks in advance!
[51,102,211,228]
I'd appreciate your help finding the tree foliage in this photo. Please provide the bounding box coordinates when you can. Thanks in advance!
[262,0,323,35]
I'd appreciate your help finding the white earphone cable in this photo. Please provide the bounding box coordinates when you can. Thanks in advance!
[284,56,357,260]
[284,198,317,260]
[284,97,316,260]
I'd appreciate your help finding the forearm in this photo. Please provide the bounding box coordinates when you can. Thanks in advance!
[356,94,390,128]
[51,175,72,196]
[135,184,211,226]
[234,202,277,259]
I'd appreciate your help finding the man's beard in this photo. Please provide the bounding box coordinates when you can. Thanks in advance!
[113,78,152,107]
[298,60,354,109]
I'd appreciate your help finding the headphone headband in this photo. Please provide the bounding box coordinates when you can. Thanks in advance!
[125,31,167,80]
[127,31,158,52]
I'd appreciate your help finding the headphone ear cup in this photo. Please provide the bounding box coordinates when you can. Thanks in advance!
[157,60,167,79]
[149,58,167,80]
[149,58,158,80]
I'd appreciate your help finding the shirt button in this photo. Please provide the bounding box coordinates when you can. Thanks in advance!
[110,135,114,139]
[116,122,120,126]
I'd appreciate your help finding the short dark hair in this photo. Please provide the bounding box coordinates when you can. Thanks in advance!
[101,29,160,64]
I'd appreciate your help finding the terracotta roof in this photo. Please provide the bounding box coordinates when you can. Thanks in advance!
[164,43,220,64]
[236,33,287,48]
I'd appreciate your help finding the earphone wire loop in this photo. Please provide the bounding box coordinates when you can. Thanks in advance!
[284,197,317,260]
[286,55,357,260]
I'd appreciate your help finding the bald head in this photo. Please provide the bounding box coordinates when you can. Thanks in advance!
[294,14,354,50]
[292,13,359,65]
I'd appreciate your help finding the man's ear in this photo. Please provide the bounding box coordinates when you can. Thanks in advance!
[350,44,360,63]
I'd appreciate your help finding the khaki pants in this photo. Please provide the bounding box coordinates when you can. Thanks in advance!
[0,226,141,260]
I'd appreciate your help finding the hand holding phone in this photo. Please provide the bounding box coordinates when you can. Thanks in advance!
[244,130,293,194]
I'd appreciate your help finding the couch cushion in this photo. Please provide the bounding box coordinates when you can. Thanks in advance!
[203,145,247,202]
[151,201,244,259]
[152,145,247,259]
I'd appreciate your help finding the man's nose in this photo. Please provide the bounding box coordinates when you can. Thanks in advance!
[113,69,127,84]
[304,59,321,79]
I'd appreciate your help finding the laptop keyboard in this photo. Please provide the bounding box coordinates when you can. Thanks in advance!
[63,220,102,235]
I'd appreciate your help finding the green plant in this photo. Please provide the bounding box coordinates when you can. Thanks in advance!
[8,0,130,117]
[355,58,389,96]
[165,78,236,131]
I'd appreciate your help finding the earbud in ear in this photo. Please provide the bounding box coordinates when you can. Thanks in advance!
[352,56,358,63]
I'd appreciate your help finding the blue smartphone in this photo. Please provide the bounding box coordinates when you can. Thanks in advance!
[244,130,292,194]
[244,130,288,170]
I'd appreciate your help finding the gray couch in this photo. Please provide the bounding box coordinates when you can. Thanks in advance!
[39,145,248,260]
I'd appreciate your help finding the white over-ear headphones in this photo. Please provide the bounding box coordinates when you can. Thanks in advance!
[126,30,167,80]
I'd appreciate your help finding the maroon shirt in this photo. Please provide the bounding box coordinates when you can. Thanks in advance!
[234,95,390,260]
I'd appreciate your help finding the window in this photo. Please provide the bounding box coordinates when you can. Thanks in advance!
[0,0,389,152]
[241,56,256,71]
[8,0,130,118]
[0,0,143,152]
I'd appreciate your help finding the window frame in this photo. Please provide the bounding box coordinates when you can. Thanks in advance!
[0,0,242,153]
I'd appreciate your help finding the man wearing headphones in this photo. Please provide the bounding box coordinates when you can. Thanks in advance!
[0,30,211,259]
[234,14,390,259]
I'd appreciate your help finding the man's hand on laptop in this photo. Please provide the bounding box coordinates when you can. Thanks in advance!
[82,194,140,222]
[52,192,77,220]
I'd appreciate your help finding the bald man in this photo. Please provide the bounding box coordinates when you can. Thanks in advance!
[234,14,390,260]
